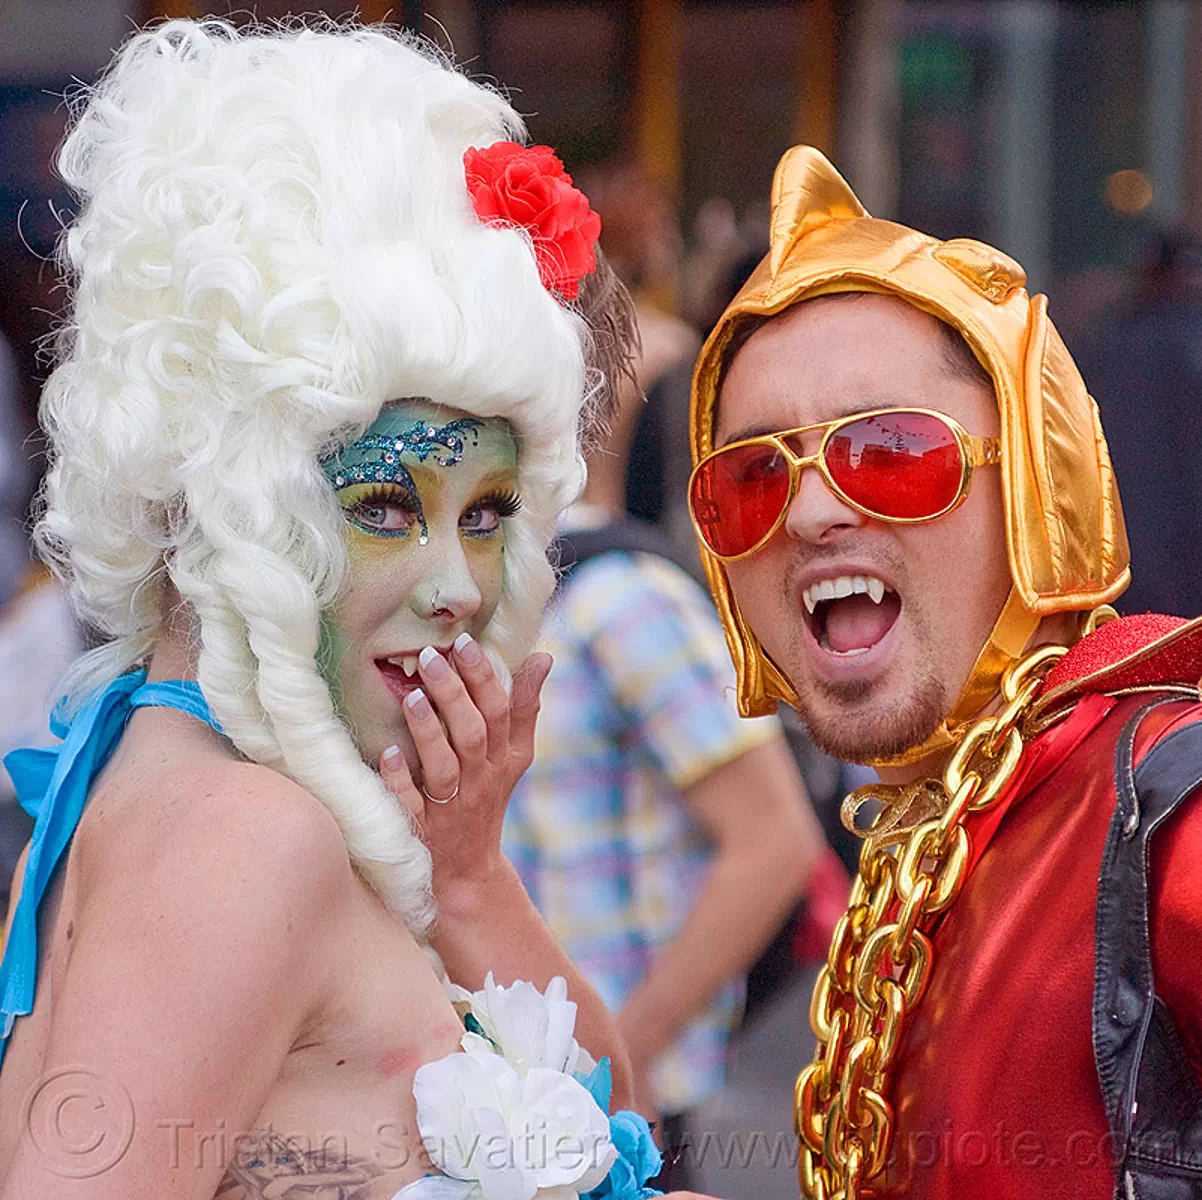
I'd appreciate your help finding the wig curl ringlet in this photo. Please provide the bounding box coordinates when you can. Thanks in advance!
[35,18,624,938]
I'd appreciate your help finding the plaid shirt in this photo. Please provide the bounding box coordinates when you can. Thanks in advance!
[503,544,781,1114]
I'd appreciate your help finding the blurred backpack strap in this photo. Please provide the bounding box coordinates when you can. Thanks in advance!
[554,517,696,588]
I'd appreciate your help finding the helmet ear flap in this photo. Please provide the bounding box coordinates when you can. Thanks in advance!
[732,616,782,718]
[696,551,797,719]
[1006,293,1129,613]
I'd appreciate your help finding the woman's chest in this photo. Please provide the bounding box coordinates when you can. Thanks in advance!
[223,908,466,1199]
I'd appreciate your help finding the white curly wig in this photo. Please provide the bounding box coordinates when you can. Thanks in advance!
[35,18,624,938]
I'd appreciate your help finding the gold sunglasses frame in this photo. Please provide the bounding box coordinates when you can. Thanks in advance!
[689,405,1001,563]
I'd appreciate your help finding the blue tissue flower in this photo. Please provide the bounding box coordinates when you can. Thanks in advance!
[586,1109,663,1200]
[576,1056,613,1112]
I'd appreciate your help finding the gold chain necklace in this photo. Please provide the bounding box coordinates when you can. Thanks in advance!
[794,641,1070,1200]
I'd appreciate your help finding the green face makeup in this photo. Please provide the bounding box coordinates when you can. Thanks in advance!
[317,401,521,765]
[324,405,520,556]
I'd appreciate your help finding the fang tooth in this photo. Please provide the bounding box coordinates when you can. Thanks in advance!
[803,589,817,614]
[384,654,420,677]
[867,577,885,605]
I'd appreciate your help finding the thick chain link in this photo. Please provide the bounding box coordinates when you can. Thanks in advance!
[795,643,1068,1199]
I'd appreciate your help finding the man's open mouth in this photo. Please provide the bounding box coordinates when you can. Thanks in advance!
[802,573,901,656]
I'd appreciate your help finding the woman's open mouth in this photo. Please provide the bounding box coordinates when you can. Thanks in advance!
[375,648,449,704]
[801,573,901,658]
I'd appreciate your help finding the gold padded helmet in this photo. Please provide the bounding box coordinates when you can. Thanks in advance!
[689,146,1130,766]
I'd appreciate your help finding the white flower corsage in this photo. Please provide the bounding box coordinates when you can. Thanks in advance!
[411,975,661,1200]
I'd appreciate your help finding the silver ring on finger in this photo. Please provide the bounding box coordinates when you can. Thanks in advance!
[421,782,460,805]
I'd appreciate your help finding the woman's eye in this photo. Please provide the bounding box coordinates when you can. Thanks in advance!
[460,505,502,534]
[460,490,520,535]
[347,495,417,533]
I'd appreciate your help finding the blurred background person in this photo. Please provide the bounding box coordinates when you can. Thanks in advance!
[1077,226,1202,618]
[679,196,745,336]
[502,324,829,1191]
[578,161,702,567]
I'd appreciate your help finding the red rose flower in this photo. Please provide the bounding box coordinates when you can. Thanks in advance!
[463,141,602,302]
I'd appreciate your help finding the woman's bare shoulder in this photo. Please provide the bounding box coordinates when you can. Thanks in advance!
[74,747,355,918]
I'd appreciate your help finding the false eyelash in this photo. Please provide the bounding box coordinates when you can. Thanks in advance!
[472,489,523,518]
[348,482,420,514]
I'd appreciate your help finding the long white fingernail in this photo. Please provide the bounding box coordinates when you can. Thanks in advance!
[454,631,482,665]
[419,645,449,679]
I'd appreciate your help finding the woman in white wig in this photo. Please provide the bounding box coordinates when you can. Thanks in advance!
[0,19,671,1200]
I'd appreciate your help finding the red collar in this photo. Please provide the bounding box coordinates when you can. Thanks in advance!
[1036,612,1202,716]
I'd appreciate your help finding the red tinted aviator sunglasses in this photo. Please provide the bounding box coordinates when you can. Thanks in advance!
[689,406,1001,562]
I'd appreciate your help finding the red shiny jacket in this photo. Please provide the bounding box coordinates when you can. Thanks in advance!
[880,616,1202,1199]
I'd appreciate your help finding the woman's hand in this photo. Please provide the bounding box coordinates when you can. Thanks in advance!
[377,634,636,1105]
[377,633,551,906]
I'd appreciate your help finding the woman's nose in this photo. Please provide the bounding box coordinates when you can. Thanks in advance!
[410,546,482,621]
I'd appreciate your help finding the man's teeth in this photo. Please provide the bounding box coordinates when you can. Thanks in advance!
[802,574,888,614]
[387,655,420,677]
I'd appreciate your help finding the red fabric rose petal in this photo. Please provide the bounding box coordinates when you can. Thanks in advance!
[463,140,601,301]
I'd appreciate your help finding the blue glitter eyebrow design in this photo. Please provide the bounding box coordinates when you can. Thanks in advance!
[320,417,486,546]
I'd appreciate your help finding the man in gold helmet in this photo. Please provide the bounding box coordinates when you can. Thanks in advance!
[685,147,1202,1199]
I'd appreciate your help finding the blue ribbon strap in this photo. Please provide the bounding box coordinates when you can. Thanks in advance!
[0,672,219,1066]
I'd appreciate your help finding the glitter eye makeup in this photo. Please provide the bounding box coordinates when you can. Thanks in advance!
[321,417,485,486]
[322,415,492,545]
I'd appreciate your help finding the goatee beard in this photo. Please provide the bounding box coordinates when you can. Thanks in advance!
[794,671,948,765]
